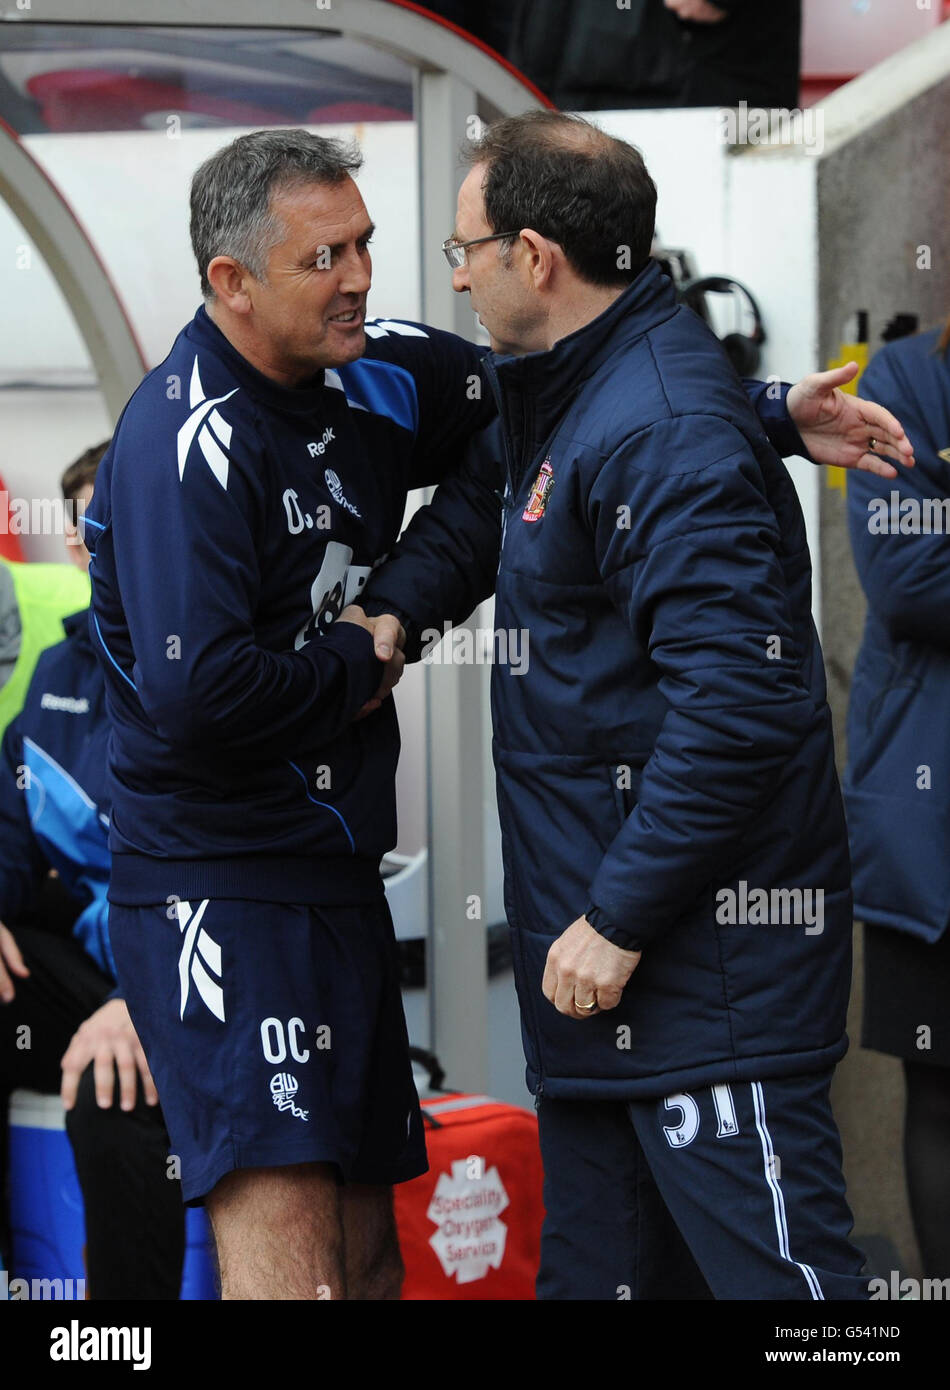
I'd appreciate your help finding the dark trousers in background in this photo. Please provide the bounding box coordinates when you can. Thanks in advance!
[0,923,185,1299]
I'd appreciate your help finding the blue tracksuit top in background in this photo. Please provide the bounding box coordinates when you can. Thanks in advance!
[845,328,950,943]
[364,259,854,1098]
[0,609,114,977]
[84,306,494,908]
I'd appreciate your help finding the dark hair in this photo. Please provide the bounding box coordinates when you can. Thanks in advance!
[190,128,364,300]
[61,440,109,503]
[464,111,657,288]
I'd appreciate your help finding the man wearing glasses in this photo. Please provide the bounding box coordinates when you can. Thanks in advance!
[361,110,911,1299]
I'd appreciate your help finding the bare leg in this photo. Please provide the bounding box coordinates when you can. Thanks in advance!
[206,1162,344,1301]
[341,1183,403,1300]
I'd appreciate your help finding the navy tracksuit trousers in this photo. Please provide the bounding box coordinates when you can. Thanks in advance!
[537,1069,870,1301]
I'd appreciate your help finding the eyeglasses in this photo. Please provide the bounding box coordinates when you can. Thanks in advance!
[441,232,519,268]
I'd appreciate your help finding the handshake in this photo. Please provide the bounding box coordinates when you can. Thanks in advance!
[338,605,407,720]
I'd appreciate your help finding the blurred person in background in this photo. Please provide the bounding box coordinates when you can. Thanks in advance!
[415,2,513,58]
[845,318,950,1284]
[0,485,91,739]
[507,0,801,113]
[0,442,185,1299]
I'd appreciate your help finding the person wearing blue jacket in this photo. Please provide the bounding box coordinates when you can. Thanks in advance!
[360,111,913,1300]
[844,320,950,1284]
[0,443,186,1299]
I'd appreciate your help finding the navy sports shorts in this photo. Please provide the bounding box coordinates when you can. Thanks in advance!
[108,893,428,1204]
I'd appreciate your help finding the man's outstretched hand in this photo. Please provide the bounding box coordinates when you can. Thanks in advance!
[338,606,406,719]
[787,362,915,477]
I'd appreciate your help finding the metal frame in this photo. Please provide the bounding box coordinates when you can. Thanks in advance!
[0,0,545,1092]
[0,116,147,413]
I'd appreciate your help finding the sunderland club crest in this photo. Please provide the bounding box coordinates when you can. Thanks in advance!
[522,459,555,523]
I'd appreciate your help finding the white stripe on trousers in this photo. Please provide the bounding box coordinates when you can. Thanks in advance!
[751,1080,825,1300]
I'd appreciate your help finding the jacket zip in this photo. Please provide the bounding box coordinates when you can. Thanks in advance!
[484,352,580,504]
[483,355,557,1105]
[482,357,518,500]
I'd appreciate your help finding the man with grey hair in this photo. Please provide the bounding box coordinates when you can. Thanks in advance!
[82,128,498,1299]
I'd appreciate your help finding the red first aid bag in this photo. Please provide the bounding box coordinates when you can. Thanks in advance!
[395,1050,545,1300]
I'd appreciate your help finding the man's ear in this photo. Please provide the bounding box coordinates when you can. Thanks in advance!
[206,256,253,315]
[519,229,555,291]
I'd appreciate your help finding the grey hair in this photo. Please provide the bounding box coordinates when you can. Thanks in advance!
[190,127,364,300]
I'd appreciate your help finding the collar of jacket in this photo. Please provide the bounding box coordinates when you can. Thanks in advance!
[189,305,329,417]
[484,257,679,487]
